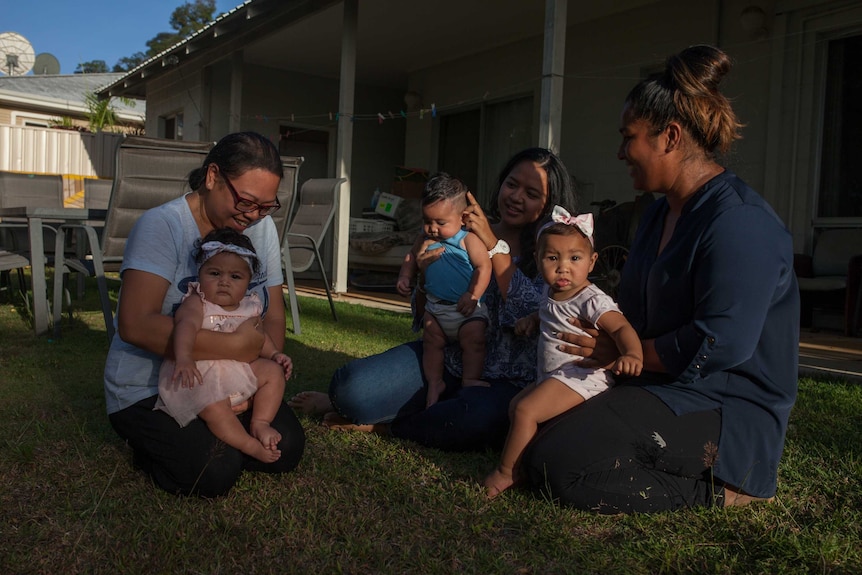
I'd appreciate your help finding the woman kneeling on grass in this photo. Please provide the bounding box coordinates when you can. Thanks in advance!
[104,132,305,497]
[290,147,578,452]
[519,45,799,513]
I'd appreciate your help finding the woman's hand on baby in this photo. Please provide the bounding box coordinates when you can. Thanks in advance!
[514,314,539,336]
[457,292,479,316]
[235,316,266,355]
[462,191,495,249]
[416,238,445,272]
[556,316,620,369]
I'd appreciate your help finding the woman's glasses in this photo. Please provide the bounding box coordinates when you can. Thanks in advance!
[216,165,280,216]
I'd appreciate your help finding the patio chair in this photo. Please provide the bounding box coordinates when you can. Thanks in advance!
[795,227,862,336]
[52,136,214,341]
[271,156,304,334]
[286,177,346,322]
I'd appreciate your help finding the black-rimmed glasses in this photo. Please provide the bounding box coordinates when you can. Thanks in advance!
[216,166,281,216]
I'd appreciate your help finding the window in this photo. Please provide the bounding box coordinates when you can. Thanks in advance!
[437,95,533,206]
[161,112,184,140]
[818,34,862,217]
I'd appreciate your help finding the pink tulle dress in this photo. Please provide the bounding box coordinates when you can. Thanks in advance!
[155,282,262,427]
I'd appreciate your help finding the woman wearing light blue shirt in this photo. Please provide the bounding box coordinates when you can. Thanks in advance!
[105,132,305,497]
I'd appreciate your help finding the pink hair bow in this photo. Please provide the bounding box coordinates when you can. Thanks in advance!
[539,205,594,246]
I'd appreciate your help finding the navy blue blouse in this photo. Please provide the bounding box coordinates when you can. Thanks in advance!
[617,170,799,498]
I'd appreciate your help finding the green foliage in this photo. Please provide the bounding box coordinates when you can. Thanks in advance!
[143,1,217,59]
[74,60,108,74]
[1,279,860,574]
[83,92,135,133]
[112,52,147,73]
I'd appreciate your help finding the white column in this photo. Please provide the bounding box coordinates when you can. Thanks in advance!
[538,0,567,152]
[332,0,357,293]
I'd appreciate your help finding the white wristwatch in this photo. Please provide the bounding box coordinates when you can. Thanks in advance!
[487,239,510,259]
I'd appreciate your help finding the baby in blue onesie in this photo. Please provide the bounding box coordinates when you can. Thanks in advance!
[397,173,492,407]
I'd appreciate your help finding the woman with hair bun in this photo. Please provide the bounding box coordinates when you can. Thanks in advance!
[521,45,799,513]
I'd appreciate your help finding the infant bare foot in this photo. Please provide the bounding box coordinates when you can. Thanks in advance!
[250,419,282,450]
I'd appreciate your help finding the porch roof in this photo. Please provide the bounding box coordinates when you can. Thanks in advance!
[98,0,661,99]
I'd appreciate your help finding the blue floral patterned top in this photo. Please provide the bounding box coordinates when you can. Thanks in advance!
[441,264,544,387]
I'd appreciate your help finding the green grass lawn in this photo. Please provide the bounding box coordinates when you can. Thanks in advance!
[1,278,860,574]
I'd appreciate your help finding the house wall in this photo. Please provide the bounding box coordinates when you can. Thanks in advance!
[144,60,405,217]
[144,65,205,141]
[403,0,790,236]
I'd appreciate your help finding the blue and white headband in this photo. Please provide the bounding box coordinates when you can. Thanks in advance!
[199,240,258,273]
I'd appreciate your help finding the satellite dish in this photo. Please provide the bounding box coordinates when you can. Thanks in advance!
[0,32,35,76]
[33,52,60,75]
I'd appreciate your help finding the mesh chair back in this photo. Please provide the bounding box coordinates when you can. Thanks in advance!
[271,156,303,244]
[288,178,344,272]
[0,172,63,209]
[84,178,114,210]
[100,137,213,267]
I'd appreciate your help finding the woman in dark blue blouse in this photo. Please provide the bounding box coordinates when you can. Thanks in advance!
[521,45,799,513]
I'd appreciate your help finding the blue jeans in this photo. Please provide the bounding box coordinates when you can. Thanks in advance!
[329,340,520,451]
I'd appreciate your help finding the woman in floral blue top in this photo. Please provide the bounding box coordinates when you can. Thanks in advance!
[289,148,577,451]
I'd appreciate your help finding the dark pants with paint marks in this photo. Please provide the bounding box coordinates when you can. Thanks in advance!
[521,385,721,513]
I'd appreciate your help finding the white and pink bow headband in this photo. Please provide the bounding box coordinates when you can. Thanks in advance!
[200,240,258,273]
[537,205,594,246]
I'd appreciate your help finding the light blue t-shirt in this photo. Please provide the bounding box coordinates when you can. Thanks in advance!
[103,194,284,414]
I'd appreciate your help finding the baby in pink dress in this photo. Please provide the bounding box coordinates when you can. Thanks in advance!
[156,228,292,463]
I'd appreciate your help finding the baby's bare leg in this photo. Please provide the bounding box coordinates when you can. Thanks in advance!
[248,358,286,450]
[199,398,281,463]
[422,313,447,407]
[485,378,584,498]
[459,320,487,387]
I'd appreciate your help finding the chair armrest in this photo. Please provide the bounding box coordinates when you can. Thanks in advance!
[794,253,813,278]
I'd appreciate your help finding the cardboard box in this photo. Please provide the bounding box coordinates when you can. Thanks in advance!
[374,192,402,218]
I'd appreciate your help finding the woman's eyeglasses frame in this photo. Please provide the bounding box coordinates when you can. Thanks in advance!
[214,164,281,216]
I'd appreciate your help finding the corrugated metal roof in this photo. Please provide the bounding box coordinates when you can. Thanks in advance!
[0,73,144,115]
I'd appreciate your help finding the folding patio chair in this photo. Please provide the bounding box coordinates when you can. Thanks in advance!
[285,177,346,322]
[271,156,304,334]
[53,136,214,341]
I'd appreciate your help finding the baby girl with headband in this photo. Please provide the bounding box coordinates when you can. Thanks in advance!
[484,206,643,498]
[156,228,293,463]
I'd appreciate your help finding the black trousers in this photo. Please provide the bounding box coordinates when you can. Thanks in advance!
[109,395,305,497]
[521,385,721,513]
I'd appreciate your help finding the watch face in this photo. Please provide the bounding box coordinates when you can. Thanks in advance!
[499,240,510,254]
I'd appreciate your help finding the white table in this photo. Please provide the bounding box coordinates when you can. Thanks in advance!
[0,207,106,335]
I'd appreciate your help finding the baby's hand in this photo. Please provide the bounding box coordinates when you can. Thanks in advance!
[612,354,643,377]
[514,314,539,337]
[396,275,413,297]
[172,360,202,390]
[456,292,479,316]
[272,353,293,380]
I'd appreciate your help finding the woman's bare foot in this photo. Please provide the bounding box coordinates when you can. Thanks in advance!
[323,412,390,435]
[484,467,515,499]
[426,380,445,408]
[287,391,333,415]
[721,485,775,507]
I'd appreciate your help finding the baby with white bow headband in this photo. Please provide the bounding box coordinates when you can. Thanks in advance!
[484,205,644,499]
